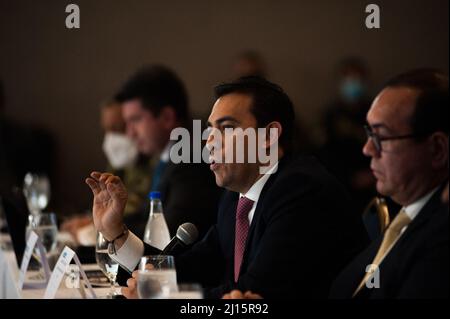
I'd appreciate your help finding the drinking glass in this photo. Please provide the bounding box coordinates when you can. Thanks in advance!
[23,173,51,215]
[137,255,177,299]
[26,212,58,256]
[95,232,119,298]
[25,212,58,278]
[169,283,203,299]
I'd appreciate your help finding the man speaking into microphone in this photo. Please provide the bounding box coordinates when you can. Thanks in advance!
[86,76,368,298]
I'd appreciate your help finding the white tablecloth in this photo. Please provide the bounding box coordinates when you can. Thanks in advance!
[21,283,121,299]
[0,247,20,298]
[20,264,122,299]
[0,250,120,299]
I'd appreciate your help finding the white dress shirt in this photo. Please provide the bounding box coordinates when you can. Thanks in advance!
[111,162,279,272]
[240,162,279,224]
[375,186,440,266]
[398,186,440,234]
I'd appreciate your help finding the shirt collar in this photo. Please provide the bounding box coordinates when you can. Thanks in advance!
[403,186,440,221]
[240,162,279,203]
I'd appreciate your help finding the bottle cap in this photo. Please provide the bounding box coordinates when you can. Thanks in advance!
[149,191,161,200]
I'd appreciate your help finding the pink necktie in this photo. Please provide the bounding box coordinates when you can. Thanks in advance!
[234,196,254,282]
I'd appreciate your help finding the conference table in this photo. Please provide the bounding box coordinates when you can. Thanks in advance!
[1,233,202,299]
[20,265,122,299]
[1,233,122,299]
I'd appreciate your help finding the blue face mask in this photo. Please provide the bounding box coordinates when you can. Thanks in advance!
[340,78,365,103]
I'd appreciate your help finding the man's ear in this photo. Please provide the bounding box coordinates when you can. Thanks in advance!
[429,132,448,169]
[263,121,282,149]
[158,106,177,129]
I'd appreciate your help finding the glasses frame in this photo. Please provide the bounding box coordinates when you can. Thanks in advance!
[364,125,417,154]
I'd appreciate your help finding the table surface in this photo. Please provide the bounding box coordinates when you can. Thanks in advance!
[2,233,202,299]
[20,263,123,299]
[1,233,122,299]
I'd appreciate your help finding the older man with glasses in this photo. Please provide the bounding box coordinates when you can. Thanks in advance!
[329,68,449,299]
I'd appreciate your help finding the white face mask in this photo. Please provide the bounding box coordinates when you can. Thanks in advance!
[102,132,139,169]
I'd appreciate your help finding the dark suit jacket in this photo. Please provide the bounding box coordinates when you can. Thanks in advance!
[125,161,222,240]
[330,184,449,299]
[120,155,368,298]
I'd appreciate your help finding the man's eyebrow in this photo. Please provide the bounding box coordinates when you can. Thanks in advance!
[370,123,393,133]
[208,116,240,126]
[128,114,141,121]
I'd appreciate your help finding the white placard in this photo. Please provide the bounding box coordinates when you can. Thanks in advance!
[17,231,51,290]
[0,248,20,298]
[44,246,96,299]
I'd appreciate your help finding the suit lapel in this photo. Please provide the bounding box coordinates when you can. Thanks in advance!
[356,182,447,297]
[240,160,285,272]
[223,192,239,256]
[398,184,446,240]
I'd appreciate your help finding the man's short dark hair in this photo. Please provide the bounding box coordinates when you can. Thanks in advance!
[214,76,296,153]
[115,65,189,122]
[384,68,449,138]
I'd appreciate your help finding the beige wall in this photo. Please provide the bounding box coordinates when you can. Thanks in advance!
[1,0,448,212]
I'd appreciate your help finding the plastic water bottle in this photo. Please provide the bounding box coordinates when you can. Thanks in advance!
[143,191,171,250]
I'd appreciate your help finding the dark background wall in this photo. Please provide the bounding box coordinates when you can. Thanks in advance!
[0,0,448,214]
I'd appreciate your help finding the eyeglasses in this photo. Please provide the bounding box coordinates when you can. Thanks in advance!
[364,125,417,154]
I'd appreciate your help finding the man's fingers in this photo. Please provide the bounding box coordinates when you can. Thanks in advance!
[90,172,114,183]
[106,179,127,201]
[85,178,100,195]
[121,287,130,298]
[145,264,154,271]
[105,175,121,185]
[222,293,231,299]
[244,291,263,299]
[97,173,114,191]
[88,172,123,195]
[126,278,136,290]
[90,172,103,181]
[229,290,244,299]
[121,287,136,299]
[99,173,114,183]
[123,276,140,299]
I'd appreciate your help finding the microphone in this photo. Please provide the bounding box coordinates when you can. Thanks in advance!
[160,223,198,256]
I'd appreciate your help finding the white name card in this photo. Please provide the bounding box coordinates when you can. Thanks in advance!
[17,231,51,291]
[44,246,96,299]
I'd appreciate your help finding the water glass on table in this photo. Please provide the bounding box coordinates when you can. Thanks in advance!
[95,232,119,298]
[137,255,177,299]
[169,283,203,299]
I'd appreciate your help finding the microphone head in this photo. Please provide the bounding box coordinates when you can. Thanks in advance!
[176,223,198,245]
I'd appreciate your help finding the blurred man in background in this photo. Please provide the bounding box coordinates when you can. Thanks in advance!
[101,100,153,215]
[113,65,221,239]
[61,100,153,245]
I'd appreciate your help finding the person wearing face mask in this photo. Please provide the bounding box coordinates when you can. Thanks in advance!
[100,100,154,216]
[61,101,153,246]
[102,131,138,171]
[317,57,382,216]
